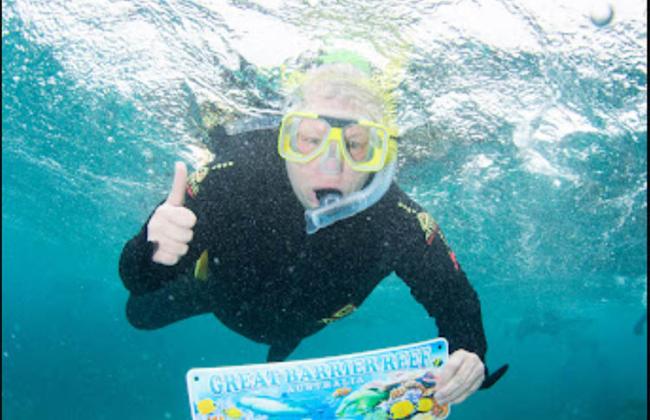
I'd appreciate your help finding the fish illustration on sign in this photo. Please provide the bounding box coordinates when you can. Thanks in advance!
[196,398,216,415]
[332,387,352,398]
[335,388,389,417]
[238,395,307,416]
[222,406,242,418]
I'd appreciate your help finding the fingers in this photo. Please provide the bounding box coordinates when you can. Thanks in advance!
[452,367,484,404]
[437,358,469,402]
[156,204,197,229]
[166,161,188,206]
[159,223,194,243]
[152,249,182,266]
[439,359,484,404]
[148,207,195,263]
[437,351,462,386]
[150,235,190,265]
[435,350,485,405]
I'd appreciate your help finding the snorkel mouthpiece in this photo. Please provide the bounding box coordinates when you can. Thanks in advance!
[304,159,396,235]
[315,189,343,206]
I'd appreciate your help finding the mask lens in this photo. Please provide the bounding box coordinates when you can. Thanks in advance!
[344,125,386,164]
[280,113,390,171]
[342,125,369,162]
[290,117,329,156]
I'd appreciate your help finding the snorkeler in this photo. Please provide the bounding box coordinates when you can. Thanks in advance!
[119,54,507,405]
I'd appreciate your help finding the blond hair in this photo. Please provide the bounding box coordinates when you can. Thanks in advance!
[283,63,385,122]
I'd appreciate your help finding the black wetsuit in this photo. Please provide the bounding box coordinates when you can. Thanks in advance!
[119,127,492,372]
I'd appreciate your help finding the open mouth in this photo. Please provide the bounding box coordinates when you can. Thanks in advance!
[314,188,343,206]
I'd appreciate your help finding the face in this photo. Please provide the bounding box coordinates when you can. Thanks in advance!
[285,98,372,209]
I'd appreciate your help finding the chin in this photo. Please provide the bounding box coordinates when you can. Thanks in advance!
[299,194,317,209]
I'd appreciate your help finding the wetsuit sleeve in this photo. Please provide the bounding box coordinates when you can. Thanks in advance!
[125,274,215,329]
[392,208,487,362]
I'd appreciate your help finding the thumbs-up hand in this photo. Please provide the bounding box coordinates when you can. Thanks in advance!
[147,162,198,266]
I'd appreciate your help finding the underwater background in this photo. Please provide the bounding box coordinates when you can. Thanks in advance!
[2,0,647,419]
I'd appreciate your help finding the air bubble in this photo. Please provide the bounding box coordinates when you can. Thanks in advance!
[590,1,614,27]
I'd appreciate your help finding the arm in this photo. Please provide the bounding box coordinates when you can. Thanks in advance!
[119,215,209,329]
[394,224,487,361]
[119,162,205,295]
[118,162,212,329]
[126,273,215,329]
[389,197,491,403]
[392,203,507,400]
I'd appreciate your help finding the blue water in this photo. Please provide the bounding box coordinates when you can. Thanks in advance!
[2,1,647,419]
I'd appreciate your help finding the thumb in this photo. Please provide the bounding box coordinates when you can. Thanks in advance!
[166,161,188,206]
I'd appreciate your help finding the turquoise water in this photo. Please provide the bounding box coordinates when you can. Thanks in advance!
[2,1,647,419]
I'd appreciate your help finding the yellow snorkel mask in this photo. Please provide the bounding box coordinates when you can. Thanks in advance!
[278,111,398,173]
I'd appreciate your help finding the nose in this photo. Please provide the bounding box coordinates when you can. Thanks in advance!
[318,141,342,175]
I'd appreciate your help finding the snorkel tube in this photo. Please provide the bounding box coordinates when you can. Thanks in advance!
[305,158,396,234]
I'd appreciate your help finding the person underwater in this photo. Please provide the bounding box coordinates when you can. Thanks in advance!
[119,51,508,406]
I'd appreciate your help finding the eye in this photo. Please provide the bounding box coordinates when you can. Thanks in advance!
[345,126,369,145]
[302,136,321,145]
[347,139,363,149]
